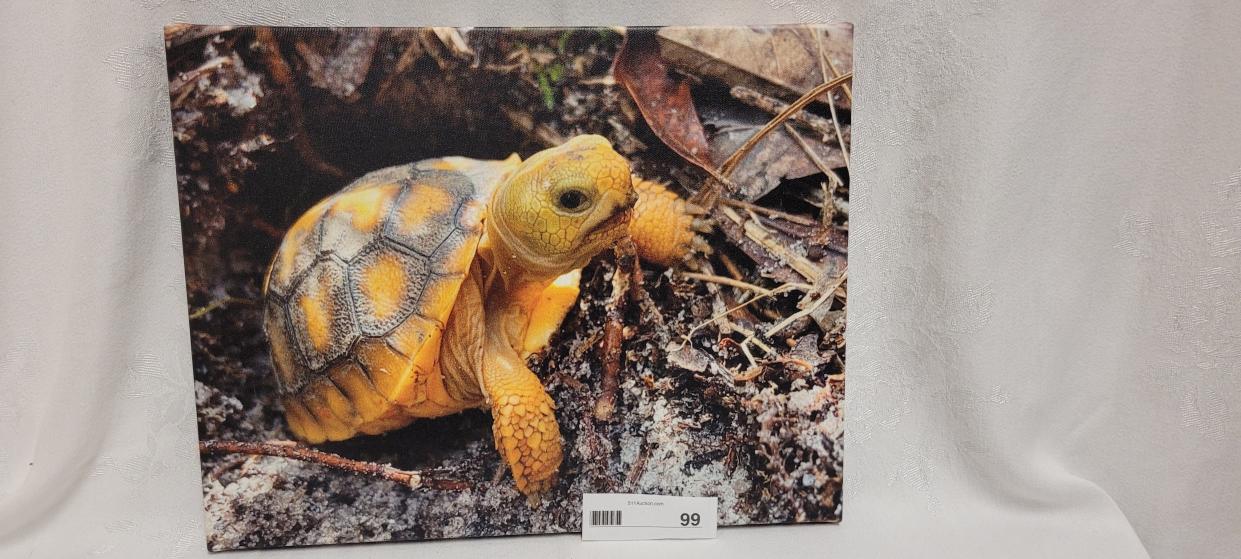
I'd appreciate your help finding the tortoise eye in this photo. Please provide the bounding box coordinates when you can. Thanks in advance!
[557,189,588,211]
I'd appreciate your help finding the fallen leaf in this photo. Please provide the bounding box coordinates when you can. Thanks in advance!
[701,103,846,201]
[613,31,715,172]
[714,211,806,284]
[657,24,853,109]
[294,28,382,103]
[666,343,712,373]
[784,334,828,370]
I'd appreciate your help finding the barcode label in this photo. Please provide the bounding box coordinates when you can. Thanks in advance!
[590,509,623,526]
[581,493,717,540]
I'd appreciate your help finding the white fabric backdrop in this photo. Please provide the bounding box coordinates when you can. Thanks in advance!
[1,1,1238,557]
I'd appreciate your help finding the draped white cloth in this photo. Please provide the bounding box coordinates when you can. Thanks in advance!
[1,1,1237,557]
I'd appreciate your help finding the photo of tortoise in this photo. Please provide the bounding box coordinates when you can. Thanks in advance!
[264,134,700,501]
[170,24,849,549]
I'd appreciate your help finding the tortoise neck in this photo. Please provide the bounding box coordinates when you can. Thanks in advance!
[479,237,559,351]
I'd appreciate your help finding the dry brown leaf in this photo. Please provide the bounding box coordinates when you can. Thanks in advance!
[613,32,716,172]
[701,104,846,201]
[657,24,853,109]
[666,343,712,373]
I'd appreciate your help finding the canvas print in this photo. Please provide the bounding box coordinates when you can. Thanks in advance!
[166,24,850,550]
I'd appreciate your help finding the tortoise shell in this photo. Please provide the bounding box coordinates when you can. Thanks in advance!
[262,164,488,443]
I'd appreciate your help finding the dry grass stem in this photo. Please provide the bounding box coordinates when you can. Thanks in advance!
[721,206,822,281]
[783,123,837,178]
[765,269,847,337]
[681,271,810,295]
[721,198,819,226]
[730,85,840,140]
[189,297,258,320]
[812,27,853,104]
[677,283,801,347]
[717,73,852,178]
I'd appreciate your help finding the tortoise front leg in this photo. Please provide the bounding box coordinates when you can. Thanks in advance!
[480,343,563,504]
[627,177,710,266]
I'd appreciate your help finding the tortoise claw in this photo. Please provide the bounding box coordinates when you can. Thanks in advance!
[629,177,713,266]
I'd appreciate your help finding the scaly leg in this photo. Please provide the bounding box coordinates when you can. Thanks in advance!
[627,177,710,266]
[480,343,563,504]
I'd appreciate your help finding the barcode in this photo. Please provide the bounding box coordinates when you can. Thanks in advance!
[590,509,623,526]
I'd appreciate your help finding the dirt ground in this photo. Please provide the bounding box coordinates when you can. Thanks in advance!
[168,26,847,551]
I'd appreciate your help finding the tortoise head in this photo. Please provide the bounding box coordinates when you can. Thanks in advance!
[489,134,636,277]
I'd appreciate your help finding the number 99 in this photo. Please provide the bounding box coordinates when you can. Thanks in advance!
[680,512,701,526]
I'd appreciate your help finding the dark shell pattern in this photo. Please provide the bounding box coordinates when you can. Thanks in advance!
[262,165,486,396]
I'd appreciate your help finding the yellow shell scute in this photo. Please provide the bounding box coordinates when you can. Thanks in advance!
[330,182,399,232]
[296,291,332,355]
[359,250,409,325]
[264,304,302,391]
[269,198,331,296]
[300,388,354,441]
[282,396,326,443]
[328,363,389,424]
[320,182,400,261]
[312,377,360,428]
[386,182,458,256]
[354,338,413,403]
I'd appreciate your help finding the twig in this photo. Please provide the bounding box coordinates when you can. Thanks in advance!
[717,252,746,282]
[730,85,840,142]
[732,365,766,382]
[783,123,836,178]
[729,322,775,356]
[808,28,852,170]
[736,338,760,369]
[165,25,235,50]
[677,283,800,348]
[721,197,819,226]
[595,314,623,421]
[784,128,846,227]
[168,56,233,98]
[718,73,852,178]
[681,272,772,295]
[189,296,258,320]
[823,84,850,170]
[254,28,346,179]
[729,323,775,356]
[198,440,468,490]
[764,269,847,338]
[430,27,475,60]
[780,124,842,227]
[624,442,651,488]
[501,106,567,148]
[811,26,853,105]
[375,31,425,102]
[594,240,635,421]
[681,271,812,295]
[721,206,822,282]
[626,246,665,329]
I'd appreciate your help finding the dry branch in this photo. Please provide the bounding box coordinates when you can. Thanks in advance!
[594,239,637,421]
[199,440,469,490]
